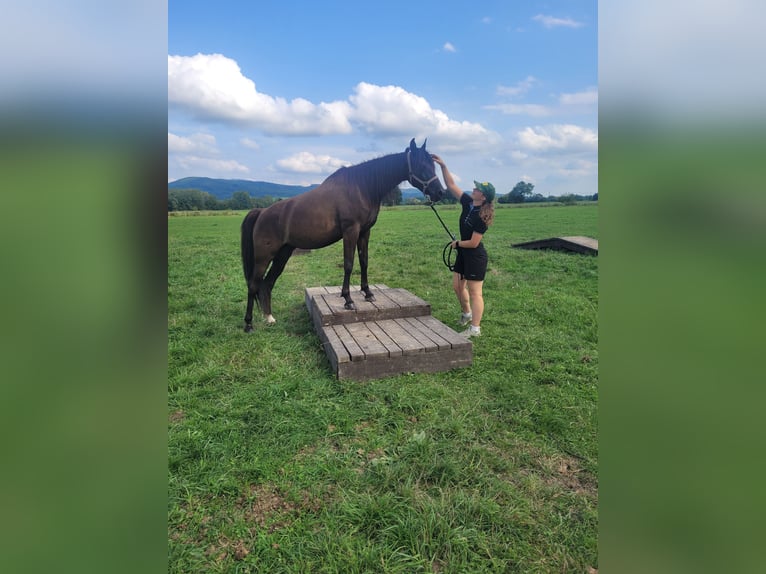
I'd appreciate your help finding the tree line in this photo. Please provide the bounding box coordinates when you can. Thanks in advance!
[168,182,596,212]
[497,181,597,204]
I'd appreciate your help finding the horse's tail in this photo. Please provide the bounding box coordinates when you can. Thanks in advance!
[241,208,263,284]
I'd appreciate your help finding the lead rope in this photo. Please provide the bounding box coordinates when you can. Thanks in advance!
[405,149,457,271]
[427,201,457,272]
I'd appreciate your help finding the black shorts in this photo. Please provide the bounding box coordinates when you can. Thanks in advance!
[454,244,488,281]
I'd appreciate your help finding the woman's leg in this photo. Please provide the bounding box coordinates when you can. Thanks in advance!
[466,280,484,328]
[453,272,470,314]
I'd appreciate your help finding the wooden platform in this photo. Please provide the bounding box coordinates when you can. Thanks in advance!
[305,285,472,381]
[513,236,598,255]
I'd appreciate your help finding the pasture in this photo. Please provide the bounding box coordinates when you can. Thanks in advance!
[168,203,598,573]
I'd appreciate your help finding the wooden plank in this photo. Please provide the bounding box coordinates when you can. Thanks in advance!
[513,236,598,255]
[322,323,350,366]
[365,321,403,357]
[335,346,472,381]
[392,318,439,353]
[417,315,473,350]
[333,324,365,362]
[386,288,430,313]
[365,288,401,313]
[344,322,389,360]
[398,316,450,352]
[376,319,423,355]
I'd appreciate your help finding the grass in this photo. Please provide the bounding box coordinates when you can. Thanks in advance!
[168,203,598,573]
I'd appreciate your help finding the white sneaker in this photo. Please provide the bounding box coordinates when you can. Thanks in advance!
[459,312,473,326]
[461,327,481,338]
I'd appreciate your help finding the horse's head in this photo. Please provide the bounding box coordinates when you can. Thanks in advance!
[406,138,445,203]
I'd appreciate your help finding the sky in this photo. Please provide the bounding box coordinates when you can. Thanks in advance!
[168,1,597,197]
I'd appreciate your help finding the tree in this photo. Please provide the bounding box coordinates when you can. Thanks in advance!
[382,186,402,206]
[500,181,535,204]
[229,190,253,210]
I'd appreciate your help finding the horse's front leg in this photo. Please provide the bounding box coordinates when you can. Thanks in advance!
[357,229,375,302]
[341,227,360,310]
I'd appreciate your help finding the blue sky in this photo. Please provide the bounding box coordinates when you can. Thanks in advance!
[169,1,597,197]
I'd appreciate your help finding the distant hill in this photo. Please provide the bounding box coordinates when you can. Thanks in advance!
[168,177,318,200]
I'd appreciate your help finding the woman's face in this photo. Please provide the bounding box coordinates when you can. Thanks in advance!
[472,188,485,203]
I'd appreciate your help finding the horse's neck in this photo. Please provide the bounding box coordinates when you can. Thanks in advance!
[363,152,408,200]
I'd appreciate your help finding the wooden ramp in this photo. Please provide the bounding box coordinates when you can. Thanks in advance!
[513,236,598,255]
[306,285,472,381]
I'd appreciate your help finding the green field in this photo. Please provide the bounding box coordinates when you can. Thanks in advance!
[168,203,598,573]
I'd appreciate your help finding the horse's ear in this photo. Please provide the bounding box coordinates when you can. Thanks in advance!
[421,138,428,150]
[409,138,417,151]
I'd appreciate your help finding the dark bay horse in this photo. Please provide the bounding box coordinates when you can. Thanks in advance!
[241,138,444,332]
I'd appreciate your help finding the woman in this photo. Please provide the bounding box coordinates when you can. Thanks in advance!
[431,154,495,337]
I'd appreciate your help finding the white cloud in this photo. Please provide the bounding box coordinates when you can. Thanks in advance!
[168,53,353,135]
[559,88,598,106]
[497,76,538,97]
[276,151,348,175]
[487,85,597,118]
[481,17,492,24]
[350,82,497,146]
[556,159,598,178]
[516,124,598,153]
[240,137,260,150]
[168,132,218,154]
[443,42,456,53]
[533,14,584,29]
[168,54,495,145]
[485,103,553,117]
[172,155,250,175]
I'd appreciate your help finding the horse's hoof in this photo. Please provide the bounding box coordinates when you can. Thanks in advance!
[364,294,376,302]
[265,314,276,325]
[344,301,356,310]
[244,324,253,333]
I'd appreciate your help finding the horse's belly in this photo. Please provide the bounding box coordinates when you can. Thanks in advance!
[288,226,342,250]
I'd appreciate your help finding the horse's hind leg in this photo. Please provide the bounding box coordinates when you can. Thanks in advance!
[357,229,375,302]
[244,257,271,331]
[244,290,255,332]
[260,245,295,324]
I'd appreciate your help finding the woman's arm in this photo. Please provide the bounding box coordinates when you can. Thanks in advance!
[452,232,484,250]
[431,154,463,201]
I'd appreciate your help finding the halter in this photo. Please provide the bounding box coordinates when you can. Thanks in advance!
[405,148,457,271]
[406,149,440,193]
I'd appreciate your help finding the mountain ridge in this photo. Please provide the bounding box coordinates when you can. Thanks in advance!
[168,176,424,200]
[168,177,318,200]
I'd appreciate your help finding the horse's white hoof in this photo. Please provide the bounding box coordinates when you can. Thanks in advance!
[265,315,276,325]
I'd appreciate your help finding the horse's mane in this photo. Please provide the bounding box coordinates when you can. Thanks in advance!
[326,151,406,199]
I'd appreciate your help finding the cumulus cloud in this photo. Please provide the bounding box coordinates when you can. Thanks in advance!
[276,151,348,175]
[533,14,584,29]
[168,53,353,135]
[168,132,218,154]
[516,124,598,153]
[443,42,457,53]
[350,82,496,146]
[168,54,495,145]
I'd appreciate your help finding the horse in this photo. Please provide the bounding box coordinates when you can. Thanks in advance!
[241,138,445,332]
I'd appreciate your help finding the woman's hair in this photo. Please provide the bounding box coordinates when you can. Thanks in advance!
[479,201,495,227]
